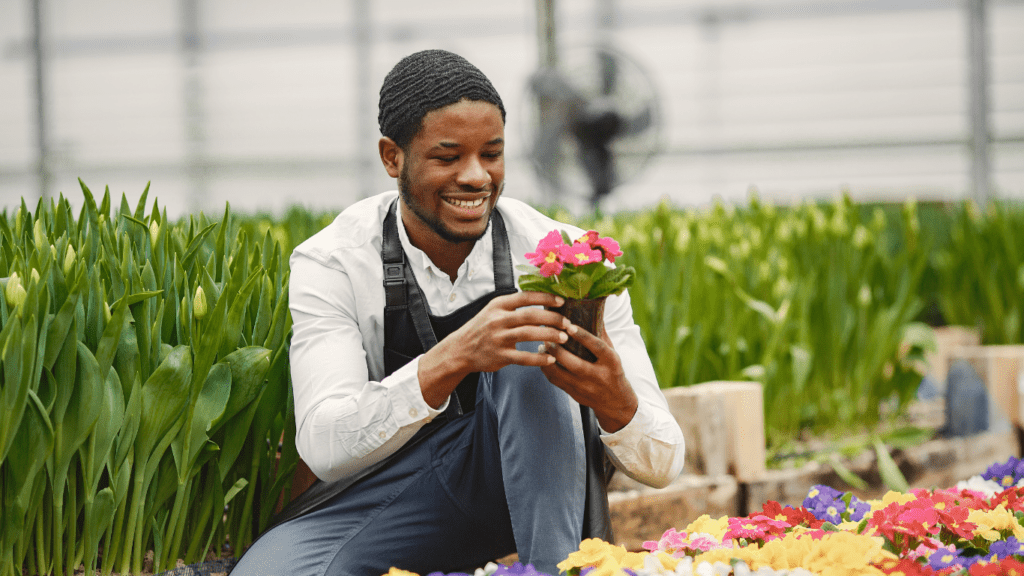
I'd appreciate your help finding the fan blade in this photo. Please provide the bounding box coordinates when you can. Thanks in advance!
[531,67,583,105]
[599,50,618,96]
[621,104,654,137]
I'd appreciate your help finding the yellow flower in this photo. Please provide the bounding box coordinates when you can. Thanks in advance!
[557,538,626,572]
[684,515,729,540]
[968,504,1024,541]
[382,568,418,576]
[619,551,647,570]
[654,552,680,571]
[867,491,915,512]
[587,555,632,576]
[693,532,893,576]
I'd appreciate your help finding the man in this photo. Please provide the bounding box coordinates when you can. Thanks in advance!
[231,49,684,576]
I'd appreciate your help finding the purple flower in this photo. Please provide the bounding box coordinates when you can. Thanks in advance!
[802,484,845,509]
[927,548,982,570]
[982,456,1024,488]
[493,563,553,576]
[848,497,871,522]
[991,537,1024,559]
[810,498,846,524]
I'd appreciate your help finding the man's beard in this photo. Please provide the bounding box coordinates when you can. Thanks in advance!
[398,162,501,244]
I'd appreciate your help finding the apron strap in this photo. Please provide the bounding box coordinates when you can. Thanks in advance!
[382,199,440,355]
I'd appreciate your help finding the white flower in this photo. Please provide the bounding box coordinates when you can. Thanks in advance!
[956,475,1005,497]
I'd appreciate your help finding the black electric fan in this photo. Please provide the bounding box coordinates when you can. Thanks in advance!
[524,45,662,211]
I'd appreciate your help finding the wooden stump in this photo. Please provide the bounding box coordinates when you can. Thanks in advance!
[663,382,766,482]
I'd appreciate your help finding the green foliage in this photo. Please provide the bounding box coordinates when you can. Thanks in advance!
[934,200,1024,344]
[3,184,1023,574]
[0,182,295,576]
[571,194,933,448]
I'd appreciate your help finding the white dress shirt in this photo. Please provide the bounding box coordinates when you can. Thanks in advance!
[288,191,685,488]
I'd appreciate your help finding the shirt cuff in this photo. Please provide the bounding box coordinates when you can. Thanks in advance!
[387,356,449,426]
[598,400,653,448]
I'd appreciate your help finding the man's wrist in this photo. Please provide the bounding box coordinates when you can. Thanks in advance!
[418,337,472,409]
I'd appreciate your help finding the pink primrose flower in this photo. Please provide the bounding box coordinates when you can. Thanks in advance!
[685,533,728,553]
[725,516,769,541]
[559,242,603,266]
[526,230,566,277]
[576,230,624,263]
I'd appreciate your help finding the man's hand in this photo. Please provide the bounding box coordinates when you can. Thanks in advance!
[418,291,569,408]
[539,323,639,433]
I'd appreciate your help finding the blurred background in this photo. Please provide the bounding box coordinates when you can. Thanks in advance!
[0,0,1022,218]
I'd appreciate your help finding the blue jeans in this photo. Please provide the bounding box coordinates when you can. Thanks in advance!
[231,345,586,576]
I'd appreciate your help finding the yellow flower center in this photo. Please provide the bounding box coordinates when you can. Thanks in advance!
[575,252,590,263]
[545,251,558,263]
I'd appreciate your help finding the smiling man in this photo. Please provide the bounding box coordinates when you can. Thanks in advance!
[230,49,685,576]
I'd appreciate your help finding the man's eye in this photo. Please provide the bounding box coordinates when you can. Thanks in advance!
[483,151,504,159]
[437,156,458,162]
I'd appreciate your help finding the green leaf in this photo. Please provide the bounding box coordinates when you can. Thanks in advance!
[873,438,909,493]
[134,345,193,473]
[827,453,868,490]
[172,362,231,482]
[589,265,635,299]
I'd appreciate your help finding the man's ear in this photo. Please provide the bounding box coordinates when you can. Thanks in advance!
[379,137,403,178]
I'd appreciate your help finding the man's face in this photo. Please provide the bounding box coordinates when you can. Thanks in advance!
[397,99,505,247]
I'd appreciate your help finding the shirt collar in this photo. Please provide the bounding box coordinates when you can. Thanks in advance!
[396,201,494,280]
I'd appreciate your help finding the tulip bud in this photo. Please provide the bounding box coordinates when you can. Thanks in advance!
[30,268,40,284]
[150,219,160,246]
[193,286,208,320]
[4,272,25,308]
[858,284,872,308]
[14,207,23,238]
[63,245,76,277]
[103,301,112,324]
[50,245,57,260]
[33,219,46,249]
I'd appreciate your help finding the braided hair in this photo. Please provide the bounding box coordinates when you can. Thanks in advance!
[378,49,506,149]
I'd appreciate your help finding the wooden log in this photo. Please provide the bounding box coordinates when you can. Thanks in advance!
[663,382,766,482]
[608,474,739,551]
[952,344,1024,429]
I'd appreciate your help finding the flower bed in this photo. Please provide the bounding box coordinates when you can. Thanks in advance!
[387,457,1024,576]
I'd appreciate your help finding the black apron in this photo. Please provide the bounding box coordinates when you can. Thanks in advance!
[267,199,613,542]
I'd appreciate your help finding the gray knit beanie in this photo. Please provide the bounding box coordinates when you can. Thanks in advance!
[378,49,506,148]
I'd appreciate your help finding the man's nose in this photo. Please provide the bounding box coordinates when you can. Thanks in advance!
[457,156,492,189]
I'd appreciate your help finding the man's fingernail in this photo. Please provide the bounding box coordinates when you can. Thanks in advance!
[567,324,578,335]
[538,343,546,354]
[554,296,564,306]
[559,332,568,342]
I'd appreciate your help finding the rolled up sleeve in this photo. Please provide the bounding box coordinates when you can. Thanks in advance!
[599,288,686,489]
[289,252,446,483]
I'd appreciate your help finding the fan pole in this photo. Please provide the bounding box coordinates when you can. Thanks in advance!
[537,0,557,67]
[535,0,564,205]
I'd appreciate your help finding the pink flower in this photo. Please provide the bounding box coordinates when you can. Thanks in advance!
[525,230,566,277]
[576,230,624,263]
[559,242,603,266]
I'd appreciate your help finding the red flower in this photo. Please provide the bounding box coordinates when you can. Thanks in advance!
[990,486,1024,512]
[575,230,623,263]
[969,557,1024,576]
[874,557,946,575]
[758,500,824,529]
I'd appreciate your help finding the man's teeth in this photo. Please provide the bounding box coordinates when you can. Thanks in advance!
[446,197,485,208]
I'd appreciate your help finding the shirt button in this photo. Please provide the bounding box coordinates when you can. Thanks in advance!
[448,293,456,302]
[409,408,418,418]
[379,431,386,439]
